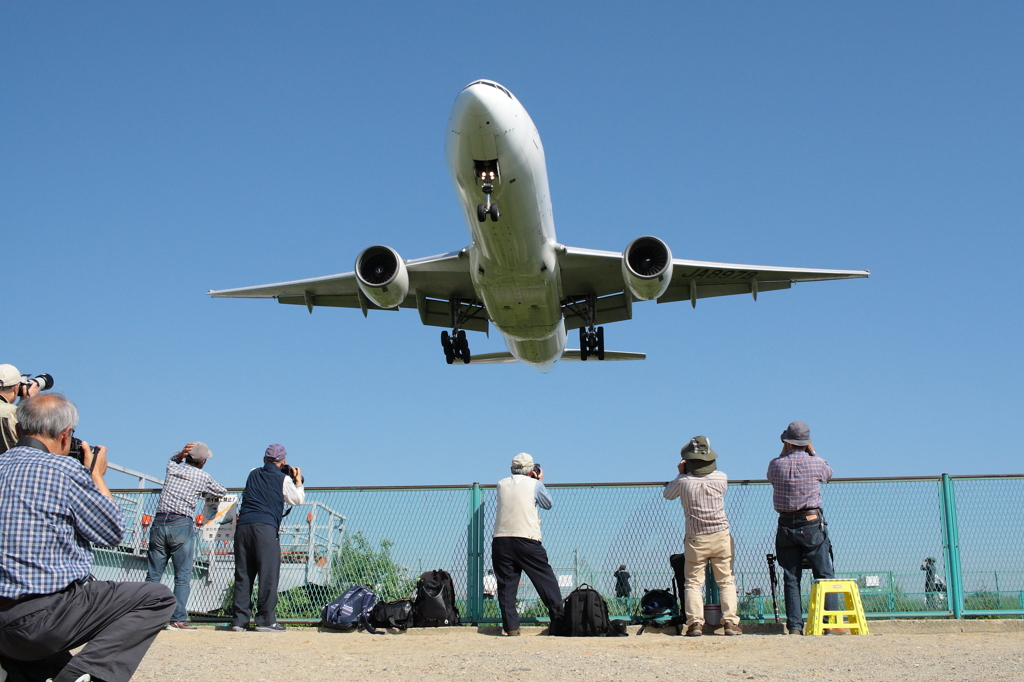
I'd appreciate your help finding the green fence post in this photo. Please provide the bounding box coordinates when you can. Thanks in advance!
[940,474,964,618]
[704,564,720,604]
[466,483,484,624]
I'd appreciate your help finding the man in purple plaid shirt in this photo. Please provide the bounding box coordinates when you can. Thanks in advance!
[766,421,843,635]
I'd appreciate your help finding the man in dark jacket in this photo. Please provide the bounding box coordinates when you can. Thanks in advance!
[230,444,304,632]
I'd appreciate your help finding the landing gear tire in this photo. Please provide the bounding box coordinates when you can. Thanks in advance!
[579,327,588,361]
[596,326,605,361]
[477,204,487,222]
[488,203,499,221]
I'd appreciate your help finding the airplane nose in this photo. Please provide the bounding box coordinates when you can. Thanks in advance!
[457,86,489,116]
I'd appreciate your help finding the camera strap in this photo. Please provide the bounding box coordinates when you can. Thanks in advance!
[14,437,50,453]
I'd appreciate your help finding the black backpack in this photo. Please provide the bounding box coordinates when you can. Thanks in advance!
[370,599,414,630]
[559,584,622,637]
[413,569,460,627]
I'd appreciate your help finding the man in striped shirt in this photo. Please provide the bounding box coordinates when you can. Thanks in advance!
[767,421,842,635]
[663,436,741,636]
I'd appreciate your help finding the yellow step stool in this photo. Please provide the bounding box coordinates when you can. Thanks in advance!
[806,579,870,636]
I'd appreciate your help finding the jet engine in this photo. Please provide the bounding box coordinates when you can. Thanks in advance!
[355,245,409,309]
[621,236,673,301]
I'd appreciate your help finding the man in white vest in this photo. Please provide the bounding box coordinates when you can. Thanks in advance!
[492,453,564,636]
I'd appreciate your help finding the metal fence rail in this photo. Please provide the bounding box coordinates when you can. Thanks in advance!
[103,475,1024,624]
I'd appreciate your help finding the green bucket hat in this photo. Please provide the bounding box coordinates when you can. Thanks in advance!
[680,435,718,475]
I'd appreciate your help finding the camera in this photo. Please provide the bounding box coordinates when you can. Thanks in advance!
[281,464,304,485]
[19,372,54,393]
[69,436,100,473]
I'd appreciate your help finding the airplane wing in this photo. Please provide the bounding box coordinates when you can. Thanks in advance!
[207,250,489,331]
[557,246,868,328]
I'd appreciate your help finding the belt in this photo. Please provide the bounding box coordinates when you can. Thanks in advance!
[154,512,190,520]
[779,508,821,519]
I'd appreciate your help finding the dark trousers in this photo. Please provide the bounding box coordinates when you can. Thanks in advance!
[0,580,175,682]
[145,515,196,622]
[231,522,281,628]
[775,515,840,631]
[491,536,564,632]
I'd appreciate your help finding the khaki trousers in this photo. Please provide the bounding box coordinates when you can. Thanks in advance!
[683,528,739,626]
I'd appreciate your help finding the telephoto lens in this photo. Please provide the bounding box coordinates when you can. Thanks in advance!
[25,374,54,391]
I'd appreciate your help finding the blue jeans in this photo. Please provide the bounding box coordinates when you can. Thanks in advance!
[145,515,195,622]
[776,514,839,632]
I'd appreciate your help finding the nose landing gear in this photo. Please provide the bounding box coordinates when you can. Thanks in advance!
[474,161,499,223]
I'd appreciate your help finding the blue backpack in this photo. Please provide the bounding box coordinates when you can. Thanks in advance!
[321,585,381,634]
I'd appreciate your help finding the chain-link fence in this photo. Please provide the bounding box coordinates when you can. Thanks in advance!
[102,475,1024,624]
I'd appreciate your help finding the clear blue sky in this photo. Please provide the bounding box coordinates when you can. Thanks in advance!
[3,2,1021,488]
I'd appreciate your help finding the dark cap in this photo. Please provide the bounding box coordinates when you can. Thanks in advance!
[680,435,717,461]
[265,443,288,462]
[780,421,812,447]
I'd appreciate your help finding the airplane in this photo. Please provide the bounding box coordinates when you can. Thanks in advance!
[209,79,868,373]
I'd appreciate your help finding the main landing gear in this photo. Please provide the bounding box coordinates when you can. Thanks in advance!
[475,164,499,223]
[580,325,605,361]
[565,294,605,361]
[441,330,470,364]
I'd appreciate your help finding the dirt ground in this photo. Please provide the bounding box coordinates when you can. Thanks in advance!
[134,621,1024,682]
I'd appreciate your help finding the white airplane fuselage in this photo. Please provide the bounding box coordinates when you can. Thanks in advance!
[445,81,565,371]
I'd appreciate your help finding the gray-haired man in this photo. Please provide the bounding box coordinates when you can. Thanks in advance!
[0,394,175,682]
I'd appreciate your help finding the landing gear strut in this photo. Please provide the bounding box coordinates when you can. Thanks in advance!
[565,294,605,361]
[475,164,499,223]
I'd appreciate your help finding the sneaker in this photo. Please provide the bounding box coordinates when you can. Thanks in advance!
[685,623,703,637]
[46,675,91,682]
[788,628,803,636]
[504,629,521,636]
[255,623,287,632]
[166,621,197,630]
[723,623,743,636]
[229,625,247,632]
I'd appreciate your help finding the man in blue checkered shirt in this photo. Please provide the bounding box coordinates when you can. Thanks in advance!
[0,394,175,682]
[766,421,842,635]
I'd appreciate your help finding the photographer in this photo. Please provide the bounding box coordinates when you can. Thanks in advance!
[230,444,304,633]
[663,436,742,636]
[0,364,45,455]
[491,453,564,636]
[145,442,226,630]
[766,421,843,635]
[0,394,175,682]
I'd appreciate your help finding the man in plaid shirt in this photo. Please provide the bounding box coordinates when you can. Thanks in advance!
[767,421,842,635]
[145,441,226,630]
[0,394,175,682]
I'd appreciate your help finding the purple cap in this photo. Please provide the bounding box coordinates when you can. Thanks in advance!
[265,444,288,462]
[780,422,812,447]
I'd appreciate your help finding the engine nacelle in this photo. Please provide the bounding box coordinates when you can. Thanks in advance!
[355,245,409,309]
[621,236,673,301]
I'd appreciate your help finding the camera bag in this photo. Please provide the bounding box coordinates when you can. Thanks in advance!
[634,588,681,635]
[321,585,382,634]
[412,569,460,627]
[369,599,414,630]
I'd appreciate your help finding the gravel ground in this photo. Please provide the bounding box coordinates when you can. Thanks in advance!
[134,622,1024,682]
